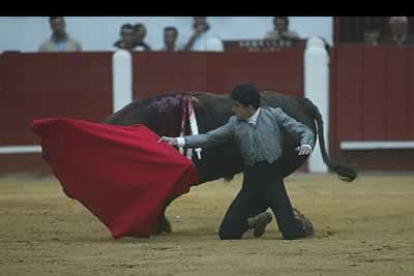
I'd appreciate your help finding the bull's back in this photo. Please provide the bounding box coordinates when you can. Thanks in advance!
[103,91,316,182]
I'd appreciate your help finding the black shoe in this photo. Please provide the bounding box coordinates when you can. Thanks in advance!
[293,208,314,238]
[249,212,273,237]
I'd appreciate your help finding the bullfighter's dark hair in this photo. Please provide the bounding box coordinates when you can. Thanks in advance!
[230,83,261,109]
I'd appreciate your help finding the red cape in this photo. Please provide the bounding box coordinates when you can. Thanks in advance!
[31,118,198,239]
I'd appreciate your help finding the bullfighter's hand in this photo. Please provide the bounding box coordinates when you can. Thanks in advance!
[296,144,312,156]
[157,136,178,146]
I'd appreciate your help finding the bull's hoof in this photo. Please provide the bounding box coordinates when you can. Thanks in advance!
[153,216,172,235]
[293,208,314,239]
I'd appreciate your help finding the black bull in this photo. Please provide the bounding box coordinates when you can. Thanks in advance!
[104,91,357,234]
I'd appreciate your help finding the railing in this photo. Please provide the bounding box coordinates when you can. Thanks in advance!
[223,39,307,52]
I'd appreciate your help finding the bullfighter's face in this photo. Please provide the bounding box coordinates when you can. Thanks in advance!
[231,100,256,121]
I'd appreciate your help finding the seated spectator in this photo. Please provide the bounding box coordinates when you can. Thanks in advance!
[38,17,82,52]
[265,16,300,47]
[382,16,414,46]
[133,23,152,51]
[183,17,224,52]
[114,24,136,51]
[363,27,381,46]
[160,26,181,51]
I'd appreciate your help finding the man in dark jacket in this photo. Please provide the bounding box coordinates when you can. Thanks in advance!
[114,24,136,51]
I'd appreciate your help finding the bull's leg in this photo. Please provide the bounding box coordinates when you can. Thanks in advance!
[152,196,178,234]
[154,211,172,234]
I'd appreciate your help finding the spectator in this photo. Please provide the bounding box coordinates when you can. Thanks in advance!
[382,16,414,46]
[114,24,136,51]
[363,27,381,46]
[265,17,300,47]
[38,17,82,52]
[133,23,152,51]
[183,17,224,52]
[161,26,181,51]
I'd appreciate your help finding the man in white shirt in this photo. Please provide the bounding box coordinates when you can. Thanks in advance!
[38,17,82,52]
[264,16,300,47]
[183,17,224,52]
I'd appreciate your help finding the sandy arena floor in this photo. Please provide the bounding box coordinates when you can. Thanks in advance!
[1,172,413,276]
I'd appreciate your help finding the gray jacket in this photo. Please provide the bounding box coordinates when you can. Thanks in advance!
[184,106,315,166]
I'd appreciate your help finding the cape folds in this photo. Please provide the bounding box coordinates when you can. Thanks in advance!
[31,118,198,238]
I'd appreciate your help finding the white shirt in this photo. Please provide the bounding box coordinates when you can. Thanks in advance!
[247,107,261,125]
[189,31,224,52]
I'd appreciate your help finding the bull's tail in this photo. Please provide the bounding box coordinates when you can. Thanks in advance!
[298,97,357,182]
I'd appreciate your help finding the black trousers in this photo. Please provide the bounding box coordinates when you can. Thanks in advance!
[218,159,305,240]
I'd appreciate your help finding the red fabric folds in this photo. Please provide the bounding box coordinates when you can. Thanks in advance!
[30,118,198,239]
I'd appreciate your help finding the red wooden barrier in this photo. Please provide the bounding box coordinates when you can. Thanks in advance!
[0,54,4,122]
[0,50,304,174]
[386,47,408,140]
[409,50,414,140]
[131,51,304,99]
[0,52,113,174]
[331,45,414,170]
[2,47,411,173]
[334,45,364,141]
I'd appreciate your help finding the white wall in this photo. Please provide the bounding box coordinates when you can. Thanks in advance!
[0,16,333,53]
